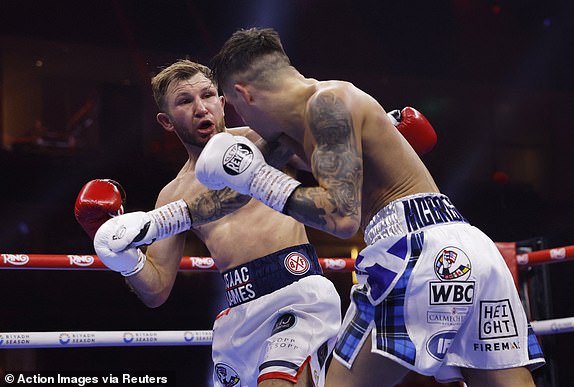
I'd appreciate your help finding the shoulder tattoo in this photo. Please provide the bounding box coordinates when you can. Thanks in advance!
[307,92,362,217]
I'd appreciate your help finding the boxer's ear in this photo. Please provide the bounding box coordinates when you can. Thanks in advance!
[156,112,173,132]
[234,84,254,105]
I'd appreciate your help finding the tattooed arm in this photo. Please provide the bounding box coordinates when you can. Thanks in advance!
[124,183,251,307]
[187,187,251,227]
[284,91,363,238]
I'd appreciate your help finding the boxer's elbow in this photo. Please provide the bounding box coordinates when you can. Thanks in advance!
[127,279,173,308]
[142,291,170,308]
[330,215,361,239]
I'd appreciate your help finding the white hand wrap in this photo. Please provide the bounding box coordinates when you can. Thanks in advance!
[249,164,301,212]
[93,199,191,277]
[139,199,192,245]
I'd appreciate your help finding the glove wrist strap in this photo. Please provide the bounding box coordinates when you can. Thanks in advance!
[121,249,147,277]
[249,164,301,212]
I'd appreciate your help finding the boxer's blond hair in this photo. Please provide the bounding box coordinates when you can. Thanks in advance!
[152,60,215,111]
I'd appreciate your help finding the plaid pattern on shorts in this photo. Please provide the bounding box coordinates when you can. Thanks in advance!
[335,233,423,365]
[527,324,545,361]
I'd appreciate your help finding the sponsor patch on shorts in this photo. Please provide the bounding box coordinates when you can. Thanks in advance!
[284,252,310,275]
[479,299,518,339]
[215,362,240,386]
[426,330,457,360]
[434,247,471,281]
[272,313,297,335]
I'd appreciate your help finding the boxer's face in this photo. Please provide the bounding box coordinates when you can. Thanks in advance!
[159,73,225,147]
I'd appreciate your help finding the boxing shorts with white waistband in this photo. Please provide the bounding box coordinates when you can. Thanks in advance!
[212,244,341,387]
[333,193,545,383]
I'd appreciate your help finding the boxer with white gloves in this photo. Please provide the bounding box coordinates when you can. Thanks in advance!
[75,60,341,386]
[93,199,192,276]
[75,178,192,276]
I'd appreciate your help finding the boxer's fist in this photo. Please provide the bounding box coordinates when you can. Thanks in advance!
[93,220,146,276]
[94,199,192,253]
[196,133,301,212]
[196,132,265,194]
[388,107,437,155]
[75,179,126,239]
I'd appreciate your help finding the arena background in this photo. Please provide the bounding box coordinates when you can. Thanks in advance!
[1,1,573,386]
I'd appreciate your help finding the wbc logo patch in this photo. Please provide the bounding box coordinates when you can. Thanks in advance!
[434,247,471,281]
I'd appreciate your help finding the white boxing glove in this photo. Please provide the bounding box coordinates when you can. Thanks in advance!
[93,238,146,277]
[93,199,192,276]
[196,132,301,212]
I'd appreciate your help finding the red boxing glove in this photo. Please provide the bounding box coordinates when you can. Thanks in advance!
[74,179,126,239]
[388,107,437,155]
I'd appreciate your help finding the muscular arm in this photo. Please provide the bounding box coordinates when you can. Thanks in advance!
[124,183,251,307]
[285,91,363,238]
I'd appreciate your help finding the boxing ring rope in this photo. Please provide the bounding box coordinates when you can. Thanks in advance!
[2,244,574,270]
[2,245,574,349]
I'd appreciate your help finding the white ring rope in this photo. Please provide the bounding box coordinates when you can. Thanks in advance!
[0,330,213,349]
[0,318,572,349]
[530,317,574,336]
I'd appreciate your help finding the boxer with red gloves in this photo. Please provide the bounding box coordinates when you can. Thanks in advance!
[74,179,126,239]
[387,107,437,155]
[208,27,544,386]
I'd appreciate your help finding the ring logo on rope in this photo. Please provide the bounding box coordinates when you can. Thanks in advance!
[190,257,215,269]
[2,254,29,266]
[223,143,253,176]
[59,333,71,345]
[284,252,310,275]
[550,248,567,260]
[323,258,346,271]
[184,331,195,342]
[68,255,95,267]
[124,333,134,343]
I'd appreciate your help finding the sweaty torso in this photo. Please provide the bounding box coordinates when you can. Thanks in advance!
[301,80,440,231]
[160,153,308,273]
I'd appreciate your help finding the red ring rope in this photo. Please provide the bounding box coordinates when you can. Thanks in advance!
[1,244,573,271]
[0,254,355,272]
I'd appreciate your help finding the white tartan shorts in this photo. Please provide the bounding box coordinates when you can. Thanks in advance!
[334,193,545,382]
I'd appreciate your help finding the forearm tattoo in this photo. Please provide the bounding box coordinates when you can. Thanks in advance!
[287,92,362,231]
[188,187,251,226]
